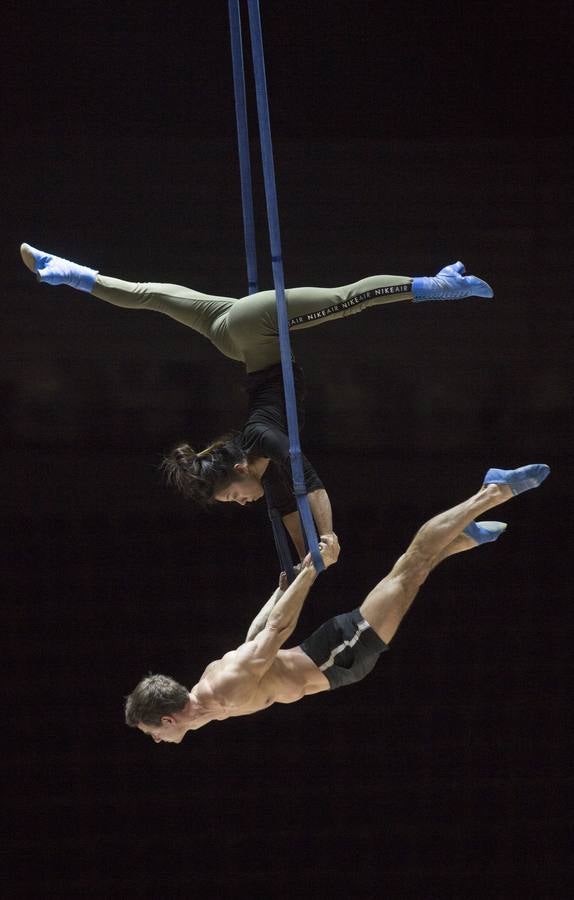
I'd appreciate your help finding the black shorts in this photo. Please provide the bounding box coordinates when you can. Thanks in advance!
[300,608,389,690]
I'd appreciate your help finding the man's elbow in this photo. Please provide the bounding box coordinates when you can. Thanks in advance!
[266,616,293,642]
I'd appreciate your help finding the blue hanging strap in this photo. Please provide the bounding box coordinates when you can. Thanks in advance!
[228,0,259,295]
[246,0,324,575]
[229,0,293,578]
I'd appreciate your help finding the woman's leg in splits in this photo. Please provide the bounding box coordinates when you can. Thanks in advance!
[20,243,493,373]
[95,273,417,372]
[92,276,242,362]
[20,244,243,361]
[359,464,550,645]
[227,274,414,371]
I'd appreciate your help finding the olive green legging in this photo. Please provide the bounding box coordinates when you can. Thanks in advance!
[92,273,413,373]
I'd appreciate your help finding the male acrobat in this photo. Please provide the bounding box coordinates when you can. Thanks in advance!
[125,464,549,743]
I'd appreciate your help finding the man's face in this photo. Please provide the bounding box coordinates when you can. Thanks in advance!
[138,717,186,744]
[213,471,264,506]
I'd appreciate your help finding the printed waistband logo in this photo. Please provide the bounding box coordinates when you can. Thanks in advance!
[288,284,410,326]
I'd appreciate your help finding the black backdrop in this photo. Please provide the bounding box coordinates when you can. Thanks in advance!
[3,2,572,897]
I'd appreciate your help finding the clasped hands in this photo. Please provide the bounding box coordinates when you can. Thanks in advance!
[278,532,340,589]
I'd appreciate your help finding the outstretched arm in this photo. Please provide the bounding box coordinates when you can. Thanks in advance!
[240,534,340,678]
[263,534,338,643]
[247,487,334,639]
[203,535,340,709]
[245,577,286,642]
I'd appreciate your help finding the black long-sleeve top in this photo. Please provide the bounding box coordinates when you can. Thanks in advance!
[241,363,324,516]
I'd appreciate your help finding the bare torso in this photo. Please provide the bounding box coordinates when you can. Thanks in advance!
[188,646,329,728]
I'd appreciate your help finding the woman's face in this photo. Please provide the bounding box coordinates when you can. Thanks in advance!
[214,472,265,506]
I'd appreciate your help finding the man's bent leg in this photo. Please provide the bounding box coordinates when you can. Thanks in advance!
[421,521,507,571]
[359,485,513,644]
[360,464,549,644]
[432,523,506,564]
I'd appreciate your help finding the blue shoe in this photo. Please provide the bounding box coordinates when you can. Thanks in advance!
[412,261,494,302]
[483,464,550,496]
[20,243,98,293]
[463,521,507,545]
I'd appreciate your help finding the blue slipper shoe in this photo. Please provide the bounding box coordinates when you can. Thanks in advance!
[20,243,98,293]
[412,260,494,302]
[483,464,550,496]
[463,521,507,545]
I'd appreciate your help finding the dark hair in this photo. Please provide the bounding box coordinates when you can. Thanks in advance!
[125,674,190,727]
[161,433,246,505]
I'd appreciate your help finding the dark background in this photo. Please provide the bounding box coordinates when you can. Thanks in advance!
[3,1,572,897]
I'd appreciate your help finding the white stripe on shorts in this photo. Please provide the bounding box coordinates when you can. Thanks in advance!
[318,618,371,672]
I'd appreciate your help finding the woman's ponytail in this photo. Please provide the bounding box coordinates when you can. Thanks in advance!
[161,433,244,505]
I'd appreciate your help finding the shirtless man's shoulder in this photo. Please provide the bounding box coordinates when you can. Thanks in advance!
[196,645,261,710]
[199,647,246,684]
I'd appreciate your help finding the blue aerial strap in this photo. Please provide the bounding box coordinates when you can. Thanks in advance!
[228,0,295,582]
[228,0,258,297]
[228,0,324,577]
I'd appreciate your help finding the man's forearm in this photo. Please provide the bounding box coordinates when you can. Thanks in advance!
[245,585,284,642]
[267,566,318,642]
